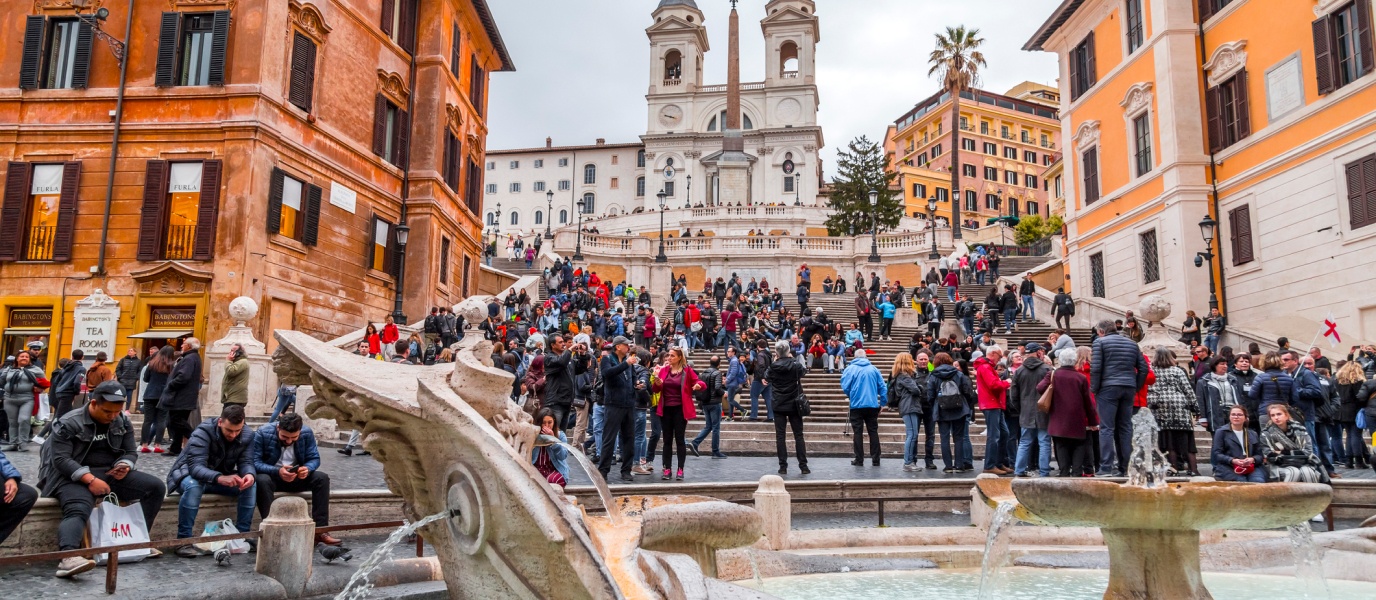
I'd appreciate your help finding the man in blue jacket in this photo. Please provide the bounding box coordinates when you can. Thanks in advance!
[840,355,888,466]
[1286,351,1335,476]
[0,447,36,545]
[167,404,255,558]
[252,413,340,546]
[597,337,640,482]
[1090,319,1149,477]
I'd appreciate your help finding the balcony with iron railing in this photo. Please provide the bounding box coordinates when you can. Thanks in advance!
[164,224,197,260]
[25,226,54,261]
[1041,140,1056,149]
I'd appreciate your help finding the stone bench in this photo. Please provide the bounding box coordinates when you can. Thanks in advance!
[0,489,403,557]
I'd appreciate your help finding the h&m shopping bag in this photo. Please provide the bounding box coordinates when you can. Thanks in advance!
[88,494,151,565]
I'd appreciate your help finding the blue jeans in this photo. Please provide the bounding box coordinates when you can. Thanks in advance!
[692,406,722,454]
[982,409,1010,469]
[634,409,648,463]
[1015,427,1053,476]
[962,317,975,337]
[1096,387,1136,474]
[938,418,971,469]
[1003,308,1017,330]
[591,404,606,455]
[750,380,774,420]
[976,270,986,285]
[1306,421,1335,474]
[947,286,957,302]
[1344,422,1366,463]
[901,413,926,465]
[1322,422,1346,464]
[726,384,746,417]
[177,477,256,539]
[269,394,294,423]
[686,330,700,349]
[1022,295,1035,320]
[1204,334,1219,354]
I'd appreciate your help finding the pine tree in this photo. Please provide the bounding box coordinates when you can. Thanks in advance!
[825,136,901,237]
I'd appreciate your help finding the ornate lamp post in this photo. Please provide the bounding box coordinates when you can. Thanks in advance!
[655,190,669,263]
[544,190,554,239]
[573,198,585,262]
[928,194,941,260]
[495,202,502,237]
[1196,215,1219,310]
[685,174,692,209]
[867,190,881,263]
[795,173,802,206]
[390,223,410,324]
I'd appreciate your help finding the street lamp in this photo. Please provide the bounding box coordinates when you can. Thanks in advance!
[390,223,410,324]
[1196,214,1219,310]
[544,190,554,239]
[573,197,585,262]
[927,195,940,260]
[686,174,692,209]
[655,190,669,263]
[495,202,502,236]
[867,189,881,263]
[795,173,802,206]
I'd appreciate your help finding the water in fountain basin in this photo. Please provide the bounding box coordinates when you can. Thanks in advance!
[557,442,623,524]
[1287,522,1331,600]
[1126,409,1169,488]
[335,512,447,600]
[976,501,1018,600]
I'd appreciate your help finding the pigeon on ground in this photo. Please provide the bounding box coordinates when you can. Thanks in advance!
[318,543,353,564]
[213,548,232,566]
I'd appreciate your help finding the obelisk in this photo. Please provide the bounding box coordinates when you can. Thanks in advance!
[717,0,751,206]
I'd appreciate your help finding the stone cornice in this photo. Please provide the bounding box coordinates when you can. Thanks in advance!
[288,1,332,43]
[376,70,409,106]
[1118,82,1154,115]
[1203,40,1247,88]
[1073,120,1101,149]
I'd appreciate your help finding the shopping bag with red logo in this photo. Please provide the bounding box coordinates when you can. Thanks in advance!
[88,494,151,564]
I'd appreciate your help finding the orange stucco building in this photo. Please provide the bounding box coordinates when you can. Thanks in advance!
[0,0,511,367]
[1026,0,1376,343]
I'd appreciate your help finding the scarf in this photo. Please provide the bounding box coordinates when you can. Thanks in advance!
[1206,372,1237,408]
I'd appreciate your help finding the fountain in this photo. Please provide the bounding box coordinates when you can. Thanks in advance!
[271,301,774,600]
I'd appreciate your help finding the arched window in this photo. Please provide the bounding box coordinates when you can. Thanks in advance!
[743,113,753,130]
[608,206,619,216]
[664,49,682,81]
[581,193,595,214]
[780,41,799,77]
[637,149,645,167]
[636,176,646,197]
[485,212,496,225]
[509,211,519,225]
[713,110,753,130]
[559,209,568,224]
[707,115,717,132]
[583,164,596,184]
[534,211,543,225]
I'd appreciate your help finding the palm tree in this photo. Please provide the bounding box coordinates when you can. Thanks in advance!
[928,26,986,240]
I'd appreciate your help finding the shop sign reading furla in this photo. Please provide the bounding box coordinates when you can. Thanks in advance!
[782,159,795,175]
[72,289,120,366]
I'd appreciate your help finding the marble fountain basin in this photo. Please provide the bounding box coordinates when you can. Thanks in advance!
[1007,479,1332,531]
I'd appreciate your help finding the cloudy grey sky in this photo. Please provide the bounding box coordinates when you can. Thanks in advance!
[484,0,1063,179]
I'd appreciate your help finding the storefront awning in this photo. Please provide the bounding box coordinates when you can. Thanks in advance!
[128,330,193,340]
[3,328,51,336]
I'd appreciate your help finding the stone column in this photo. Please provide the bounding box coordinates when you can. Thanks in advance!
[752,475,790,550]
[205,297,272,418]
[254,496,315,598]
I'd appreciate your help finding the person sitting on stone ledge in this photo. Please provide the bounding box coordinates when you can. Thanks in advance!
[0,446,37,547]
[252,412,340,546]
[167,404,256,558]
[40,380,166,578]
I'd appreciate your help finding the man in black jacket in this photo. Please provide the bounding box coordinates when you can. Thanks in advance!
[115,347,141,399]
[1052,288,1074,330]
[167,404,256,558]
[690,356,728,459]
[1018,276,1037,322]
[543,334,590,442]
[162,338,204,454]
[764,341,809,475]
[40,381,165,578]
[749,340,774,421]
[1090,320,1150,477]
[597,337,639,482]
[38,349,85,440]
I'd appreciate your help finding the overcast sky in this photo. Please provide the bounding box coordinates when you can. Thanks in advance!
[484,0,1064,179]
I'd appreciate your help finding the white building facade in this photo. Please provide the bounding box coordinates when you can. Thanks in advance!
[483,140,647,238]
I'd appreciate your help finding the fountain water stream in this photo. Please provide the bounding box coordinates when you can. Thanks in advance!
[554,440,624,524]
[1287,522,1331,600]
[1126,410,1169,488]
[334,512,447,600]
[976,501,1018,600]
[747,548,765,588]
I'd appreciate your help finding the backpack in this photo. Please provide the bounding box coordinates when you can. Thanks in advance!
[936,377,964,411]
[886,375,898,408]
[424,314,439,334]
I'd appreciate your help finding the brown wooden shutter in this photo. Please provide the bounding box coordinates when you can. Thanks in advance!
[1345,157,1376,230]
[136,160,169,260]
[1083,148,1098,203]
[372,94,388,157]
[289,32,316,112]
[397,0,417,55]
[208,10,230,86]
[1085,31,1097,89]
[466,158,480,214]
[154,12,181,87]
[1361,155,1376,230]
[1205,86,1222,153]
[1233,70,1251,141]
[380,0,395,37]
[0,163,33,261]
[1358,0,1375,76]
[442,132,453,189]
[267,167,285,234]
[192,160,222,260]
[302,183,322,247]
[19,16,45,90]
[451,24,461,77]
[470,55,484,116]
[439,236,449,284]
[50,161,82,262]
[1229,205,1254,265]
[1314,15,1336,95]
[1198,0,1215,22]
[1068,42,1080,100]
[393,109,410,170]
[70,20,94,89]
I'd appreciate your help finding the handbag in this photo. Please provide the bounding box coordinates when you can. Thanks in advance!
[797,392,812,417]
[690,321,702,333]
[1358,409,1367,430]
[1036,371,1055,413]
[89,494,152,564]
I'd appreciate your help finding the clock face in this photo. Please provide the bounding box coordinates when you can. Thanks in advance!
[659,105,684,128]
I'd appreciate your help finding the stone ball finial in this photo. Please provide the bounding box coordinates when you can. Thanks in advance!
[228,296,259,327]
[1138,294,1171,324]
[757,474,786,493]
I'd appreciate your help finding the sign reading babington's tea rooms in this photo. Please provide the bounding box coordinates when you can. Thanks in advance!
[72,289,120,363]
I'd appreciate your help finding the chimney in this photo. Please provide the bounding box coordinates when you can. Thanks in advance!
[596,138,606,146]
[546,137,552,148]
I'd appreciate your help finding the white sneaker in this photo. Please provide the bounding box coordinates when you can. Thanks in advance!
[1312,513,1325,522]
[31,435,44,445]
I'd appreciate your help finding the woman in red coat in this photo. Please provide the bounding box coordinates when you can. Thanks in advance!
[652,347,704,481]
[364,323,381,357]
[381,315,400,354]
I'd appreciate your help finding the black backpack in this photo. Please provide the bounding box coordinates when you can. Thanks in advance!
[424,314,439,334]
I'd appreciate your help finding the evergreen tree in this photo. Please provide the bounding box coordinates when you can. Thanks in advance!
[825,136,901,237]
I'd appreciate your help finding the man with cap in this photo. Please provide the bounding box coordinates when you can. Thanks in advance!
[597,336,640,482]
[1009,342,1054,477]
[39,380,166,578]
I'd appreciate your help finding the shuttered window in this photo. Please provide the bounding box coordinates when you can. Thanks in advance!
[442,130,462,191]
[154,11,230,87]
[370,215,394,273]
[19,17,93,90]
[1346,153,1376,231]
[1197,0,1235,22]
[465,158,481,215]
[450,24,462,77]
[0,162,79,262]
[1090,252,1106,298]
[1069,32,1096,101]
[1082,147,1100,204]
[371,94,409,168]
[1205,70,1251,153]
[469,54,485,116]
[1125,0,1144,54]
[135,159,222,261]
[266,167,322,245]
[1229,204,1254,265]
[462,254,472,296]
[1313,1,1374,96]
[439,236,450,285]
[397,0,417,54]
[288,32,317,113]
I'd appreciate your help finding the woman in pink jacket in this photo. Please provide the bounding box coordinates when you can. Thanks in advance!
[652,347,705,481]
